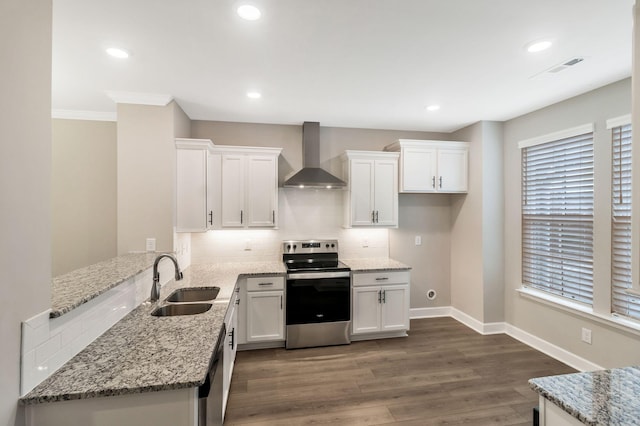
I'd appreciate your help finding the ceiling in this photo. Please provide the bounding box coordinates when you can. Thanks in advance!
[52,0,634,133]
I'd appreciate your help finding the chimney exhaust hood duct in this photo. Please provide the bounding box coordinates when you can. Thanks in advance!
[283,121,346,189]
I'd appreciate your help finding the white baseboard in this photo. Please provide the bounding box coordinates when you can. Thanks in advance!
[410,306,602,372]
[410,306,452,318]
[504,323,603,372]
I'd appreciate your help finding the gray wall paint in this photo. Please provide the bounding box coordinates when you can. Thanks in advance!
[389,194,452,307]
[0,0,52,424]
[117,102,189,254]
[52,119,117,276]
[450,123,485,321]
[503,78,640,368]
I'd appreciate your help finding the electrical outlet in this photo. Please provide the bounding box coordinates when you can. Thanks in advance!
[362,239,369,248]
[581,327,592,344]
[146,238,156,252]
[415,236,422,246]
[244,239,252,251]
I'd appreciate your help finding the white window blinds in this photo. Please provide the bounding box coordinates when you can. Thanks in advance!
[611,123,640,320]
[521,131,594,305]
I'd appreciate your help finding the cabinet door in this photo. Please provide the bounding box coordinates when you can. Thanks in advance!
[221,155,245,227]
[350,159,375,225]
[207,152,222,229]
[352,286,382,334]
[373,159,398,226]
[381,284,410,332]
[176,149,208,232]
[437,148,468,192]
[246,155,277,227]
[223,295,238,414]
[401,147,437,192]
[246,290,284,342]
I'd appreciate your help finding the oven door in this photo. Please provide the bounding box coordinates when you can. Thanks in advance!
[286,271,351,325]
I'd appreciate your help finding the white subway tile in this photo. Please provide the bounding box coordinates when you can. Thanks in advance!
[35,334,61,366]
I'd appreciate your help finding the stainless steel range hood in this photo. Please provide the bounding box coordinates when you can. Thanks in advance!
[283,122,346,189]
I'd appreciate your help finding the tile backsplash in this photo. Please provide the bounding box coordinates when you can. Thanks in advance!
[190,188,389,264]
[21,261,175,395]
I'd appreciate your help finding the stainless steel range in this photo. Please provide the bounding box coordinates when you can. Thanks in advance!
[283,239,351,349]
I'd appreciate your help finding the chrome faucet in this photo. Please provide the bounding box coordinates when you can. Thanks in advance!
[150,254,184,302]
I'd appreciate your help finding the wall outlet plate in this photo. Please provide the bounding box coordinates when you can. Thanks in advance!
[415,236,422,246]
[146,238,156,252]
[581,327,592,344]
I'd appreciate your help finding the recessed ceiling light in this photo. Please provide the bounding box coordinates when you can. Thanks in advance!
[426,105,440,112]
[526,40,553,53]
[106,47,129,59]
[247,91,262,99]
[237,4,261,20]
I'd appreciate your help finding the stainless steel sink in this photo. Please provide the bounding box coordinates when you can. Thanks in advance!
[151,303,212,317]
[166,287,220,303]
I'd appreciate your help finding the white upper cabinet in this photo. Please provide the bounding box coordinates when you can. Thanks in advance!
[218,146,282,229]
[385,140,469,193]
[175,139,220,232]
[342,151,399,228]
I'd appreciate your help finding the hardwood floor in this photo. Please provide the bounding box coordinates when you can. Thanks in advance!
[225,317,575,425]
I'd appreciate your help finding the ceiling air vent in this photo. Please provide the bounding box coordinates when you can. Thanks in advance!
[530,57,586,80]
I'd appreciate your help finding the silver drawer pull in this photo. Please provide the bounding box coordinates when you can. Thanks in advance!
[375,277,389,281]
[258,282,273,286]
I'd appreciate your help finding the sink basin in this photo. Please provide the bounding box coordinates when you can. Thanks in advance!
[166,287,220,303]
[151,303,212,317]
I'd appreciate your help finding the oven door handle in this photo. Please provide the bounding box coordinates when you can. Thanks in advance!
[287,271,351,280]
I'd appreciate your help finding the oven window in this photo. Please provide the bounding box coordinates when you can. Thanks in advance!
[286,277,350,324]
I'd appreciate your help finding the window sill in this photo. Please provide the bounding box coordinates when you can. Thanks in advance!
[517,286,640,337]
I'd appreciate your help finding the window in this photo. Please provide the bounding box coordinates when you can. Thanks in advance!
[610,122,640,320]
[521,127,594,305]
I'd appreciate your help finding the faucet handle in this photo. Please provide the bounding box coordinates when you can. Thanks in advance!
[176,271,184,281]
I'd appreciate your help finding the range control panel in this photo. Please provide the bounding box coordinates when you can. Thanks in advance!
[283,239,338,254]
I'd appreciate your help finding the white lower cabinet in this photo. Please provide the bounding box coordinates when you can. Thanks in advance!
[351,271,410,337]
[222,288,239,416]
[238,276,285,345]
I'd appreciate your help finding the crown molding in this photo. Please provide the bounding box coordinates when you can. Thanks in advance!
[51,109,117,122]
[105,91,174,106]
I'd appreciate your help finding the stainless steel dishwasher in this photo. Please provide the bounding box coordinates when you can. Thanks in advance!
[199,323,225,425]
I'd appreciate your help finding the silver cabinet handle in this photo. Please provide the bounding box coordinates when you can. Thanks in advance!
[280,295,283,309]
[377,290,382,303]
[272,210,275,224]
[229,328,235,348]
[382,290,386,303]
[208,211,213,225]
[375,277,389,281]
[258,282,273,286]
[240,210,243,224]
[439,176,443,188]
[375,211,379,223]
[372,210,375,223]
[432,176,436,189]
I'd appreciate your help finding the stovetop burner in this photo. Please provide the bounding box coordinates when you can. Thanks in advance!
[282,239,350,273]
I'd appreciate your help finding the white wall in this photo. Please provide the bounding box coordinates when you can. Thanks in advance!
[0,0,52,424]
[503,78,640,368]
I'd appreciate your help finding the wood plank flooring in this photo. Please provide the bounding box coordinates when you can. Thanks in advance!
[225,317,575,425]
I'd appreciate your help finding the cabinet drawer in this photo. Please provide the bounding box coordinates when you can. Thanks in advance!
[246,276,284,291]
[352,271,410,287]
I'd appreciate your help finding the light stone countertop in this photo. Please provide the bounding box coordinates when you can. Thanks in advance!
[529,366,640,425]
[51,253,162,318]
[21,261,285,405]
[342,258,411,272]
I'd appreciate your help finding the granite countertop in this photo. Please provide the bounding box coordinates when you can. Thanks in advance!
[530,366,640,425]
[342,258,411,272]
[21,261,285,405]
[51,253,162,318]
